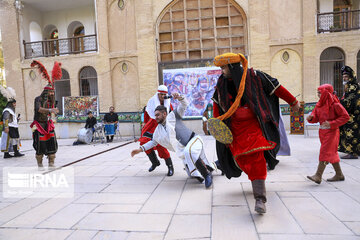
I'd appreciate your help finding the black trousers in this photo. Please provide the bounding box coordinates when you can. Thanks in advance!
[33,130,58,155]
[9,127,19,139]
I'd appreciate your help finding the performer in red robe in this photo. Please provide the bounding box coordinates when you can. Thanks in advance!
[307,84,349,184]
[138,85,174,176]
[212,53,300,214]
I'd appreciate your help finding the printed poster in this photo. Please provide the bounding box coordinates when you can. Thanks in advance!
[63,96,99,117]
[163,67,221,117]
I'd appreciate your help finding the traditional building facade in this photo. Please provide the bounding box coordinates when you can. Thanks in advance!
[0,0,359,138]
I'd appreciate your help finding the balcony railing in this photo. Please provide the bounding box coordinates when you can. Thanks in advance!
[23,34,98,59]
[317,9,360,33]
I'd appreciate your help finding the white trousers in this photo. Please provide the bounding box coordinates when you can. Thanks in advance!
[181,135,215,178]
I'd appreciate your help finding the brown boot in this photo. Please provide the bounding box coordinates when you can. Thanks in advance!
[48,154,56,169]
[251,179,267,214]
[307,161,327,184]
[327,162,345,182]
[36,154,44,171]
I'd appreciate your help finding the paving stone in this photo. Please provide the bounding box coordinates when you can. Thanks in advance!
[175,182,212,214]
[93,166,126,177]
[2,197,74,228]
[0,198,48,225]
[266,173,307,182]
[311,191,360,221]
[75,193,149,204]
[101,183,158,193]
[65,230,97,240]
[75,176,115,184]
[213,173,249,184]
[242,181,338,193]
[0,229,73,240]
[140,181,185,213]
[327,178,360,203]
[165,215,211,240]
[0,202,13,210]
[277,192,312,198]
[92,231,129,240]
[245,192,303,234]
[74,212,172,231]
[75,165,108,176]
[0,195,21,203]
[126,232,164,240]
[75,184,108,193]
[259,234,360,240]
[343,159,360,169]
[344,221,360,235]
[111,176,163,185]
[213,183,247,206]
[161,173,188,181]
[37,203,97,229]
[93,204,142,213]
[282,197,353,235]
[212,206,258,240]
[338,164,360,182]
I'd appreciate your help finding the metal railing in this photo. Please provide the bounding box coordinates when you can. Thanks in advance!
[23,34,98,59]
[317,9,360,33]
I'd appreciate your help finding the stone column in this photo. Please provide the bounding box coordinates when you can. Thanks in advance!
[0,0,27,119]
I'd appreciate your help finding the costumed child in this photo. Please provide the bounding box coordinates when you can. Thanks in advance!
[307,84,350,184]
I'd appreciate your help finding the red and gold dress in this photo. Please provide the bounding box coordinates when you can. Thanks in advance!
[214,85,297,180]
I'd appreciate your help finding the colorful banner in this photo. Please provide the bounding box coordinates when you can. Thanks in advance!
[63,96,99,117]
[163,67,221,117]
[290,101,305,134]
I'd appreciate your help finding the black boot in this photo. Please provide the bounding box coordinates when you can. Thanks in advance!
[195,177,204,183]
[147,151,160,172]
[252,179,267,214]
[4,152,13,158]
[13,145,24,157]
[215,160,224,175]
[195,159,213,188]
[165,158,174,176]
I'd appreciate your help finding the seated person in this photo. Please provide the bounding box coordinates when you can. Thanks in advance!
[104,106,118,142]
[85,111,97,133]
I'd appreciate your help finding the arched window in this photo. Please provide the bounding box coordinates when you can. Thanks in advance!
[79,66,98,96]
[55,69,71,115]
[27,21,43,57]
[320,47,345,97]
[43,24,59,56]
[67,21,85,53]
[29,21,42,42]
[157,0,247,62]
[357,50,360,78]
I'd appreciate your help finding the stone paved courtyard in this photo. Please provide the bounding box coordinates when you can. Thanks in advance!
[0,134,359,240]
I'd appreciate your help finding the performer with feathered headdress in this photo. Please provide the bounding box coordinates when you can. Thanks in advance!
[0,86,24,158]
[30,60,62,170]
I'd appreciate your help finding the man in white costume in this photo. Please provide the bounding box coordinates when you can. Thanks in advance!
[139,85,174,176]
[0,87,24,158]
[131,93,215,188]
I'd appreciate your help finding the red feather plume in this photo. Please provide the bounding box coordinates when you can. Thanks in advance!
[51,62,62,81]
[30,60,51,84]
